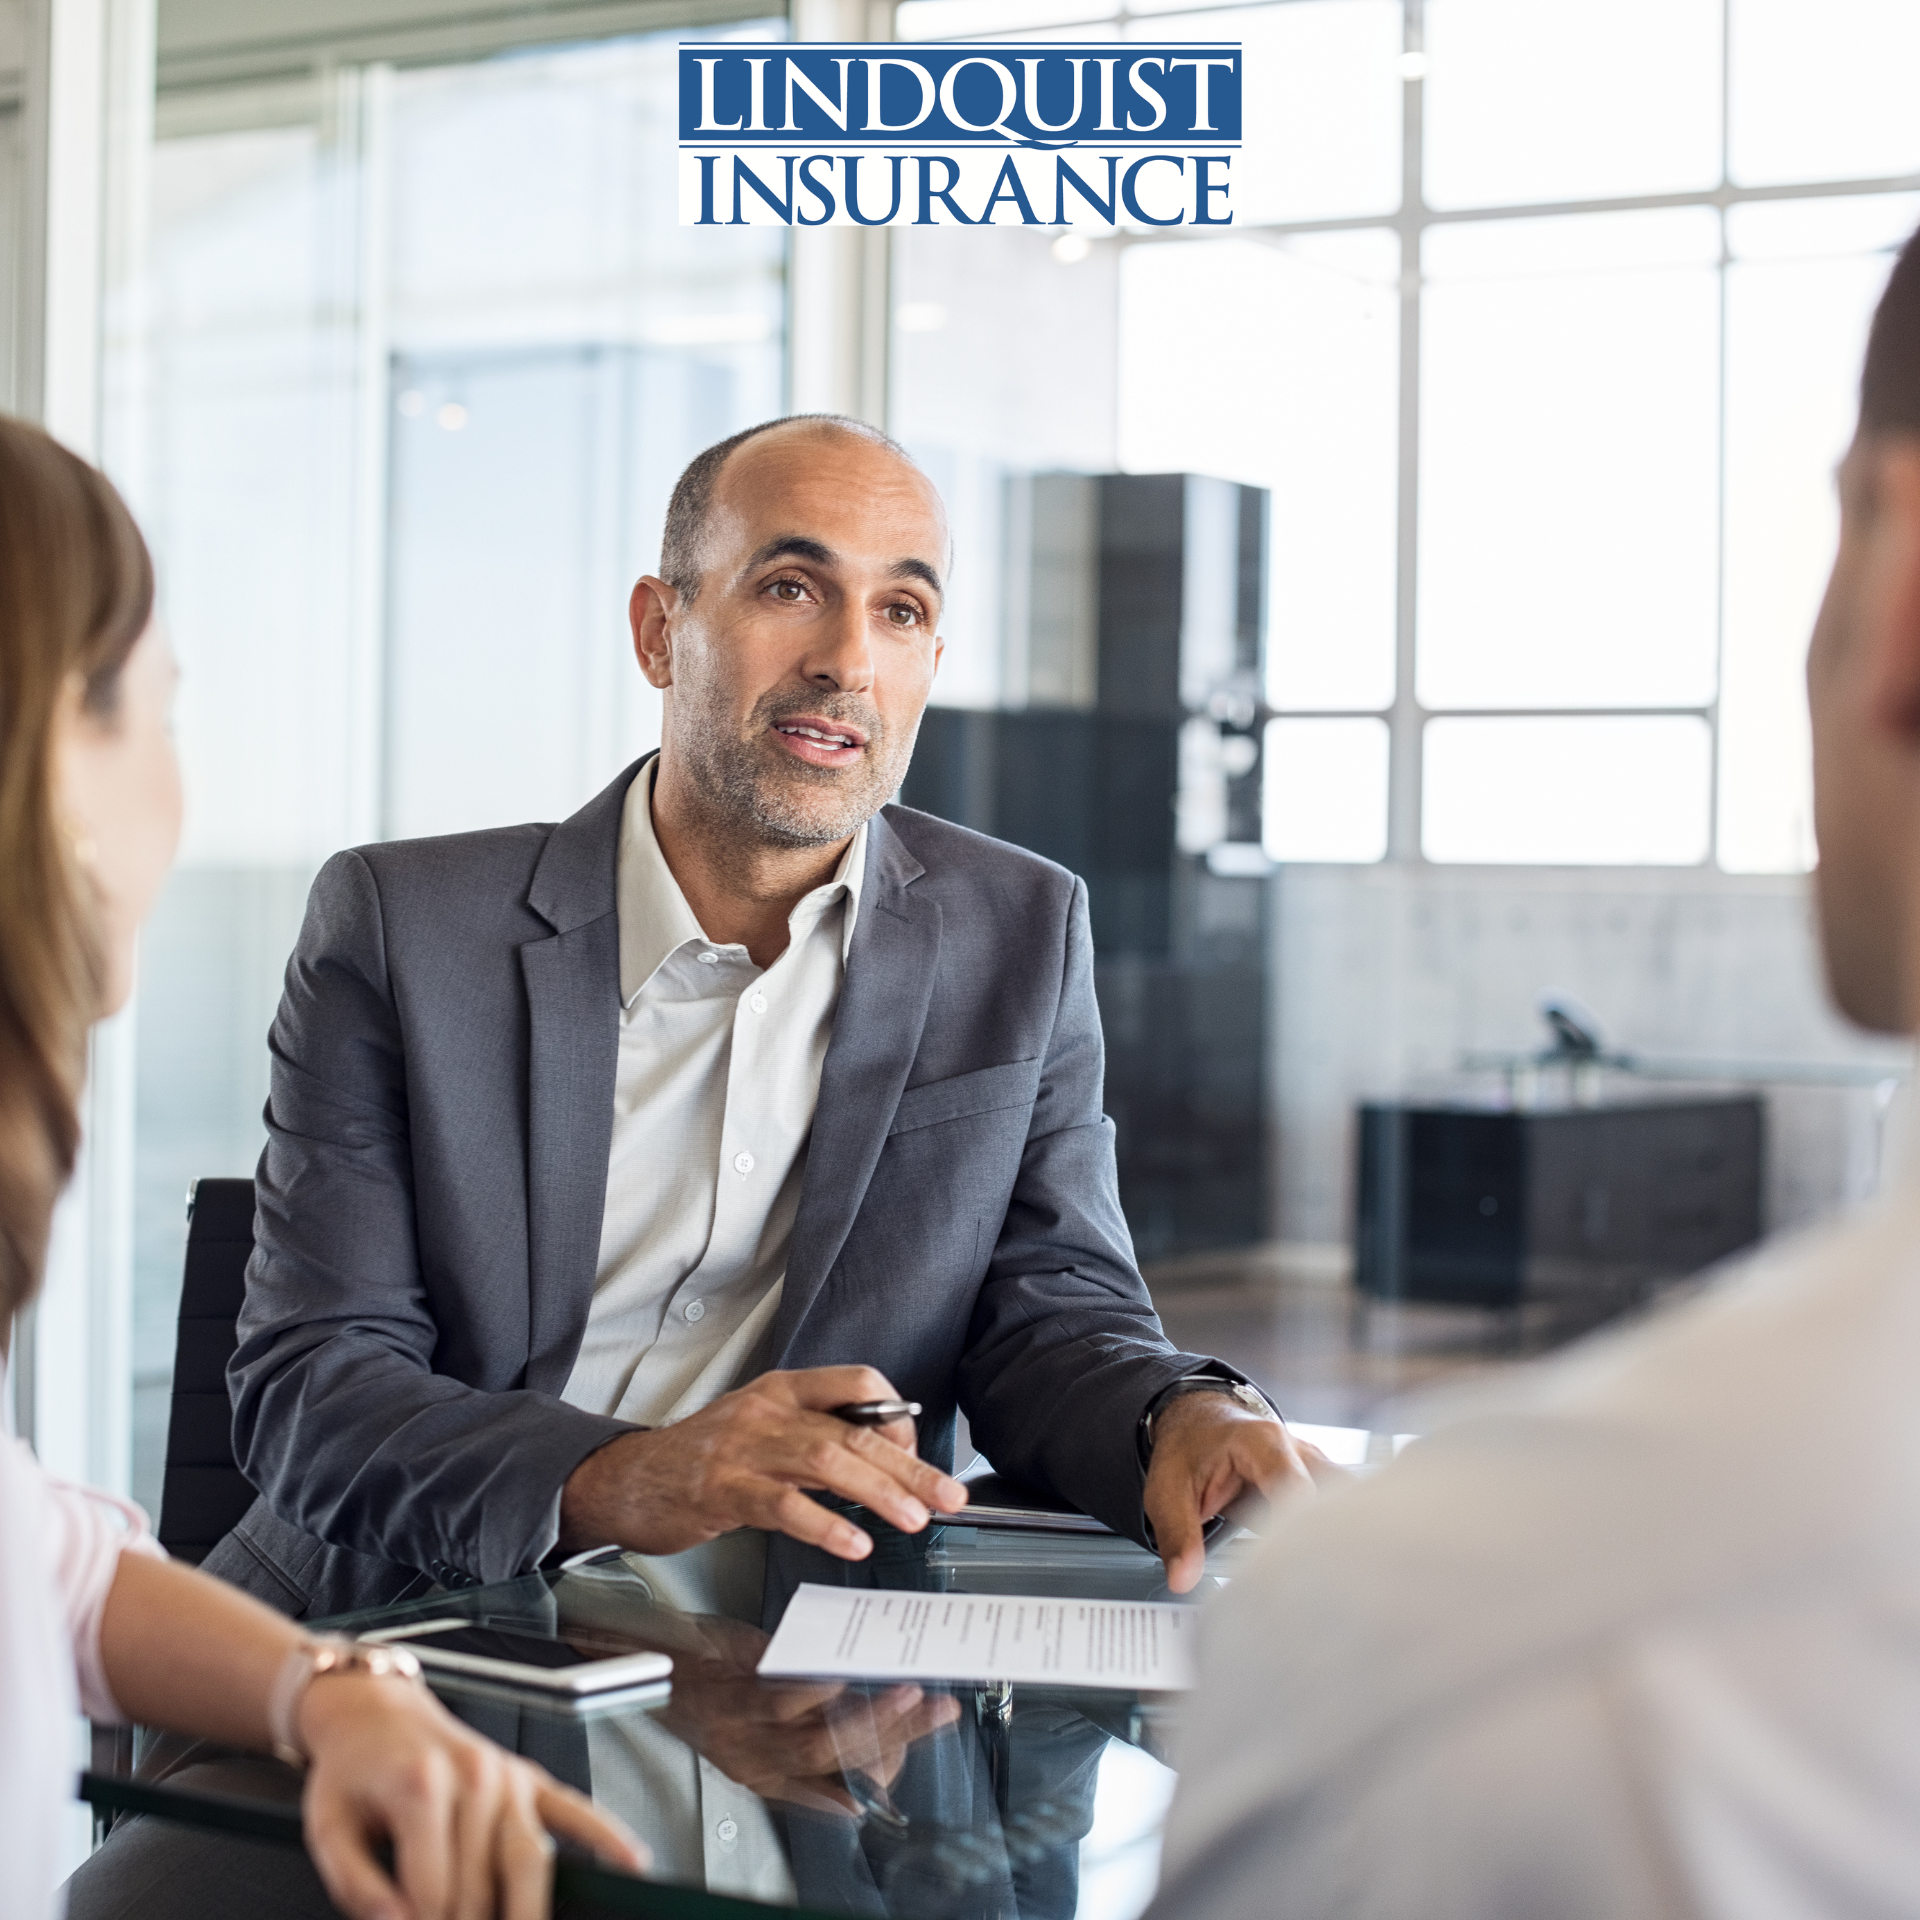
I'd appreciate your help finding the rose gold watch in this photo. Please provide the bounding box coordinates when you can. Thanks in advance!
[267,1635,425,1768]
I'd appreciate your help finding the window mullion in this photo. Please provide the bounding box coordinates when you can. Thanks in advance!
[1387,0,1426,862]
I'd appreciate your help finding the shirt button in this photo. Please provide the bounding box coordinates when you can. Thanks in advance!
[715,1816,739,1847]
[684,1299,706,1324]
[749,991,767,1014]
[697,951,719,965]
[733,1150,755,1176]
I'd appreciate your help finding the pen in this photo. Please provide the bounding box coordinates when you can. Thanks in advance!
[831,1399,922,1427]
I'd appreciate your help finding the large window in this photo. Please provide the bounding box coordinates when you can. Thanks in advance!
[120,20,782,1517]
[897,0,1920,873]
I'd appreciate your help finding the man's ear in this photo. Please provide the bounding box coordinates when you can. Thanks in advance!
[630,577,678,690]
[1862,441,1920,740]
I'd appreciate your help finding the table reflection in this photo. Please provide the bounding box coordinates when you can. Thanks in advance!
[69,1519,1197,1920]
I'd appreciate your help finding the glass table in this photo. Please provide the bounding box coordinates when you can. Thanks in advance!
[73,1514,1251,1920]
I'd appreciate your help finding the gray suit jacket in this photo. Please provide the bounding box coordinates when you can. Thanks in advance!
[213,758,1222,1619]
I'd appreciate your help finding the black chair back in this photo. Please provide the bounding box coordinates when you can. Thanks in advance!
[157,1177,258,1563]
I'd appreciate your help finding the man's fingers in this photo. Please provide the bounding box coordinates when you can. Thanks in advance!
[823,1680,920,1725]
[764,1482,874,1559]
[761,1679,849,1722]
[786,1423,968,1533]
[304,1792,406,1920]
[533,1777,650,1873]
[825,1686,953,1772]
[842,1424,969,1513]
[1284,1432,1328,1490]
[779,1717,866,1776]
[778,1365,906,1412]
[775,1780,866,1819]
[805,1418,968,1516]
[798,1437,930,1533]
[871,1696,964,1782]
[908,1691,963,1737]
[1243,1426,1318,1498]
[1147,1481,1209,1596]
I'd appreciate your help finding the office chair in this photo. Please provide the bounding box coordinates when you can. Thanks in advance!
[156,1177,259,1564]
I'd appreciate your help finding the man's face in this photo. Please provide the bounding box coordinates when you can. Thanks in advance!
[635,427,947,849]
[1809,436,1920,1032]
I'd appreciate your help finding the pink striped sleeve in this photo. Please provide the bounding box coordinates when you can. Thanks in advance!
[37,1466,167,1724]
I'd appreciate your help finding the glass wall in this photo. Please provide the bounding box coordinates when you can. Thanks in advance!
[122,21,783,1516]
[104,0,1920,1503]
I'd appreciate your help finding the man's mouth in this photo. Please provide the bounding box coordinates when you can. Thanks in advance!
[770,717,868,766]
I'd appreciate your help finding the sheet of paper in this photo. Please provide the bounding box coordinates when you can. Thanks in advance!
[757,1584,1197,1690]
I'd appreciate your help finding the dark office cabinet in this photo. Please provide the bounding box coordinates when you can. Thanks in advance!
[900,472,1269,1258]
[1355,1098,1765,1309]
[1098,950,1267,1255]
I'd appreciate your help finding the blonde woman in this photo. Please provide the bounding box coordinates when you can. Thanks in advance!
[0,416,647,1919]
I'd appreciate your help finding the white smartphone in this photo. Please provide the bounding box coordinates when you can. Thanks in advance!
[360,1617,674,1697]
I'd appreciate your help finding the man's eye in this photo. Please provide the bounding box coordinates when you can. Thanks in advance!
[770,579,805,602]
[885,603,921,626]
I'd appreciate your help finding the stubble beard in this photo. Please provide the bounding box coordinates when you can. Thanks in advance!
[676,681,915,850]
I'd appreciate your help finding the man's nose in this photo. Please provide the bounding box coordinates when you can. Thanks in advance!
[803,598,876,692]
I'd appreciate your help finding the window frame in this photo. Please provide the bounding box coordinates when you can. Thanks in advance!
[896,0,1920,870]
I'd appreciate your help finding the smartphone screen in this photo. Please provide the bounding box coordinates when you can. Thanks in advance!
[401,1625,614,1670]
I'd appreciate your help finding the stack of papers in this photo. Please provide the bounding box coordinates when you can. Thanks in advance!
[759,1584,1198,1691]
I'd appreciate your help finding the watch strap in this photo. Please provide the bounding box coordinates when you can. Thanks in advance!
[1137,1373,1281,1471]
[267,1635,424,1768]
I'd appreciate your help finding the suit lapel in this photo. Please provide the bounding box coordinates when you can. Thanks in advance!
[519,758,644,1393]
[773,811,940,1356]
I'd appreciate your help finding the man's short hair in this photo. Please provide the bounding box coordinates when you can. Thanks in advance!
[658,413,915,602]
[1863,228,1920,436]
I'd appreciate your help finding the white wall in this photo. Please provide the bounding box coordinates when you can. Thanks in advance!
[1269,863,1914,1254]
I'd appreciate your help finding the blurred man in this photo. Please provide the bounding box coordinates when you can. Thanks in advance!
[212,414,1314,1629]
[1149,232,1920,1917]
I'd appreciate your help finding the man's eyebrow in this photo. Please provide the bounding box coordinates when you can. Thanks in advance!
[741,534,943,599]
[891,557,944,596]
[743,534,836,572]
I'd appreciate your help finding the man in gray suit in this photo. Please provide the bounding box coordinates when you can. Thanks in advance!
[209,413,1313,1626]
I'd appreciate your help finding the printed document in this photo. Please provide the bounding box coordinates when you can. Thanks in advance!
[757,1584,1197,1690]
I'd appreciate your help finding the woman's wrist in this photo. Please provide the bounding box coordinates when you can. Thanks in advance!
[269,1636,425,1766]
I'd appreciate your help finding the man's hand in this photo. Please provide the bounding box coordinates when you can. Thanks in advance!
[661,1622,959,1817]
[671,1676,959,1818]
[1143,1393,1327,1595]
[559,1366,968,1562]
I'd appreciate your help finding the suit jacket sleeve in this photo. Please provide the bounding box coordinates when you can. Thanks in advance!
[227,850,631,1586]
[956,876,1221,1541]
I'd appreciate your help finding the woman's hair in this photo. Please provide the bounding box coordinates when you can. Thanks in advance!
[0,417,153,1323]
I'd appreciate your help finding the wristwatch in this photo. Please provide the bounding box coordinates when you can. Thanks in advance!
[1137,1374,1281,1470]
[267,1635,425,1768]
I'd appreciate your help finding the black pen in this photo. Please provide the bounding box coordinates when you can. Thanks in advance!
[831,1399,922,1427]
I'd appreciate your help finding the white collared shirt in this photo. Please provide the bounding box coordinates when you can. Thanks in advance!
[554,764,862,1905]
[1153,1163,1920,1920]
[562,761,865,1431]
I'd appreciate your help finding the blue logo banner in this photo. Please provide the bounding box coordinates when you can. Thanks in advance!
[678,42,1242,228]
[679,44,1242,146]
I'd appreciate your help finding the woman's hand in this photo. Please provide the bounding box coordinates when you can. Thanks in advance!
[298,1672,648,1920]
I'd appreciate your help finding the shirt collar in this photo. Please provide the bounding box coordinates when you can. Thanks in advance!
[616,760,868,1007]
